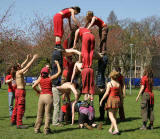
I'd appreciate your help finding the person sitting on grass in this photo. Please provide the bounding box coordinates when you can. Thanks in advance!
[32,60,61,135]
[100,70,121,135]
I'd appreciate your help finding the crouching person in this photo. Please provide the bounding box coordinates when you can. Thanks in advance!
[75,101,102,130]
[32,60,61,135]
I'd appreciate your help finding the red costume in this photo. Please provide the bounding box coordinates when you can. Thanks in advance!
[79,27,95,68]
[81,68,95,95]
[105,84,120,109]
[11,89,26,126]
[141,76,154,104]
[62,37,75,81]
[92,16,107,28]
[53,8,71,38]
[40,78,53,95]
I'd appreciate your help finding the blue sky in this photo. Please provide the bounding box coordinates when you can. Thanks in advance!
[1,0,160,30]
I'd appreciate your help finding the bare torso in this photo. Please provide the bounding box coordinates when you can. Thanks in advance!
[16,71,26,89]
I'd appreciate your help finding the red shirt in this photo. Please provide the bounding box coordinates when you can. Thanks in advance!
[61,8,71,19]
[93,16,106,28]
[141,76,152,92]
[79,28,91,37]
[109,87,120,97]
[40,77,52,95]
[5,75,14,92]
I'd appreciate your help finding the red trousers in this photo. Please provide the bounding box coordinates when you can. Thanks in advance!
[81,33,95,68]
[81,68,95,95]
[11,89,26,126]
[53,13,63,37]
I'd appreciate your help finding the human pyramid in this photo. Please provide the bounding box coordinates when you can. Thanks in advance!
[5,6,154,136]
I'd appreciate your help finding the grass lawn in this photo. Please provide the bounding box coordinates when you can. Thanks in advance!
[0,85,160,139]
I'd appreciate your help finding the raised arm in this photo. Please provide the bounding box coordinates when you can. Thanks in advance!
[136,85,145,102]
[87,16,96,29]
[50,60,61,80]
[21,54,31,68]
[19,54,38,74]
[100,82,111,106]
[73,29,79,49]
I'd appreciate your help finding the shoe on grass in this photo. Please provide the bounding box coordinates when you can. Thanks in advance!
[140,125,147,130]
[148,125,154,130]
[97,123,103,130]
[10,122,16,126]
[44,129,52,135]
[34,129,41,134]
[16,125,29,129]
[84,123,93,130]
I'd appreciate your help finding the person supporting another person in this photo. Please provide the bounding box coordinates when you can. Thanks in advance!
[73,27,95,102]
[53,6,80,47]
[33,60,61,135]
[136,66,154,130]
[11,54,38,129]
[100,70,121,135]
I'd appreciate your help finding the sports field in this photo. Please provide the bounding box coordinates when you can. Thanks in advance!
[0,85,160,139]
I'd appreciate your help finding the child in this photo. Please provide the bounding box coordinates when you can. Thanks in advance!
[53,7,80,46]
[100,70,121,135]
[33,60,61,135]
[136,66,154,130]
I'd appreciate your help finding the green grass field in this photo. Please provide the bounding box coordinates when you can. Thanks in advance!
[0,85,160,139]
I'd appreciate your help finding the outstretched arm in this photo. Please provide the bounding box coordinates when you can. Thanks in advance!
[87,16,96,29]
[71,62,81,83]
[70,9,79,26]
[21,54,31,68]
[68,17,72,30]
[73,29,79,49]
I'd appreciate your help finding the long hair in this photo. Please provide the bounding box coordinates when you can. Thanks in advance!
[6,66,12,75]
[143,66,153,90]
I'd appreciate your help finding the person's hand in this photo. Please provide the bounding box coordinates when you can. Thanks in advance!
[73,45,76,49]
[33,54,38,59]
[27,54,32,59]
[54,60,59,65]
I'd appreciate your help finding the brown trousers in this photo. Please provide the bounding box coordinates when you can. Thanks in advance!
[34,94,53,132]
[141,93,154,122]
[99,26,109,53]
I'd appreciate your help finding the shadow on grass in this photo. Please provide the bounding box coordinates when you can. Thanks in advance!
[117,117,141,123]
[53,127,80,134]
[26,116,37,119]
[120,127,140,133]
